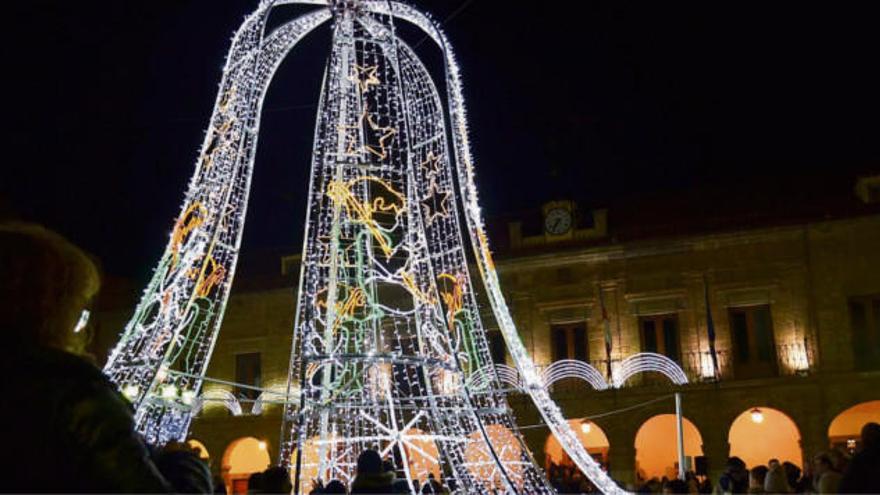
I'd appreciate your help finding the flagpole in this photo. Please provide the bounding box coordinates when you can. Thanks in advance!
[703,273,720,381]
[675,392,686,480]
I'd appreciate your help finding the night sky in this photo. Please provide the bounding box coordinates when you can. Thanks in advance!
[4,1,880,281]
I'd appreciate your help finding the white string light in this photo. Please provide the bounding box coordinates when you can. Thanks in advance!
[541,359,610,391]
[612,352,689,388]
[100,1,638,493]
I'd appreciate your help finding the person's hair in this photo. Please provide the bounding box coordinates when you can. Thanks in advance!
[726,456,746,470]
[0,222,100,353]
[782,460,801,485]
[323,479,347,493]
[813,452,833,468]
[862,422,880,450]
[261,466,292,494]
[248,471,265,493]
[153,449,213,493]
[420,479,442,494]
[665,479,689,494]
[750,465,769,484]
[356,449,382,475]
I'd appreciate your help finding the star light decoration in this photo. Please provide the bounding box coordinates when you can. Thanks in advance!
[101,1,626,494]
[348,64,381,94]
[420,180,451,225]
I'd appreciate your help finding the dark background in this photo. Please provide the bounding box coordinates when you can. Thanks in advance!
[3,1,879,280]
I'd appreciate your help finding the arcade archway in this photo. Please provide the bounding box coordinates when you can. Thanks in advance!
[545,419,610,472]
[634,414,703,480]
[828,400,880,454]
[728,407,801,468]
[222,437,271,494]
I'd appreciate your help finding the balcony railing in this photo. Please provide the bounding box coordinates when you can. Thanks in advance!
[682,350,733,382]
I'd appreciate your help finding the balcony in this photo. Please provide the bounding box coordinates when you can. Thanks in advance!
[682,341,813,383]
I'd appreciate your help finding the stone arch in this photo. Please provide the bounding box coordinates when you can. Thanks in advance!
[728,406,802,468]
[828,400,880,454]
[634,414,703,481]
[222,436,271,494]
[544,419,611,473]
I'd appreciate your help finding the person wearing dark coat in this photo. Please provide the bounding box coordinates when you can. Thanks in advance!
[839,422,880,494]
[0,223,210,492]
[350,449,394,494]
[715,457,749,495]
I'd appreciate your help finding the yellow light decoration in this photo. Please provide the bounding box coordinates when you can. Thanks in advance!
[348,64,380,94]
[419,151,443,179]
[437,272,464,332]
[420,180,451,225]
[401,271,435,304]
[338,106,397,160]
[194,255,226,298]
[170,202,208,266]
[325,176,405,259]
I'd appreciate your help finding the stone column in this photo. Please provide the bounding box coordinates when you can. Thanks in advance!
[606,426,636,488]
[700,431,730,486]
[798,414,828,466]
[520,426,549,470]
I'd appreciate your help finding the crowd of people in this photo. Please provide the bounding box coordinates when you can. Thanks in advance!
[302,449,450,494]
[548,462,601,493]
[3,221,879,494]
[625,424,880,494]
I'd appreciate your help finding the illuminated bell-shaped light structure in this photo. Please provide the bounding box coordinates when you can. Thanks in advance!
[101,1,627,493]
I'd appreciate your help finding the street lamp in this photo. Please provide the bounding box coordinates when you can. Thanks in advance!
[581,421,592,434]
[750,408,764,424]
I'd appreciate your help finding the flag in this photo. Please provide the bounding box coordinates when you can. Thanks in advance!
[598,286,613,380]
[703,275,720,380]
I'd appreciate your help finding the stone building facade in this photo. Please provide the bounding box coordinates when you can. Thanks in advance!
[92,178,880,489]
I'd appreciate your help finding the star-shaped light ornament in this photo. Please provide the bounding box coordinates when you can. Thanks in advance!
[338,107,397,161]
[419,151,443,180]
[421,181,451,225]
[348,64,380,94]
[358,405,461,488]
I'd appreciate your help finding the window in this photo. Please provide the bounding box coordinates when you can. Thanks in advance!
[728,305,778,379]
[488,331,506,364]
[550,322,589,362]
[234,352,262,402]
[849,295,880,370]
[639,314,680,362]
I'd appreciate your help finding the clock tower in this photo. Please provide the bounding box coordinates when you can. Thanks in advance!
[543,200,575,241]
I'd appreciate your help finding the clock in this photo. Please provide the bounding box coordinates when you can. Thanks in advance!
[544,207,573,235]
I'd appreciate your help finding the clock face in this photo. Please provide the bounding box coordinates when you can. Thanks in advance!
[544,207,572,235]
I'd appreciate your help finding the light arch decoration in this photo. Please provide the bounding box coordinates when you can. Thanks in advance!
[612,352,689,388]
[101,1,625,493]
[541,359,610,391]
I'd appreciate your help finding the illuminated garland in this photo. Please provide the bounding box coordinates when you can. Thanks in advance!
[101,1,635,493]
